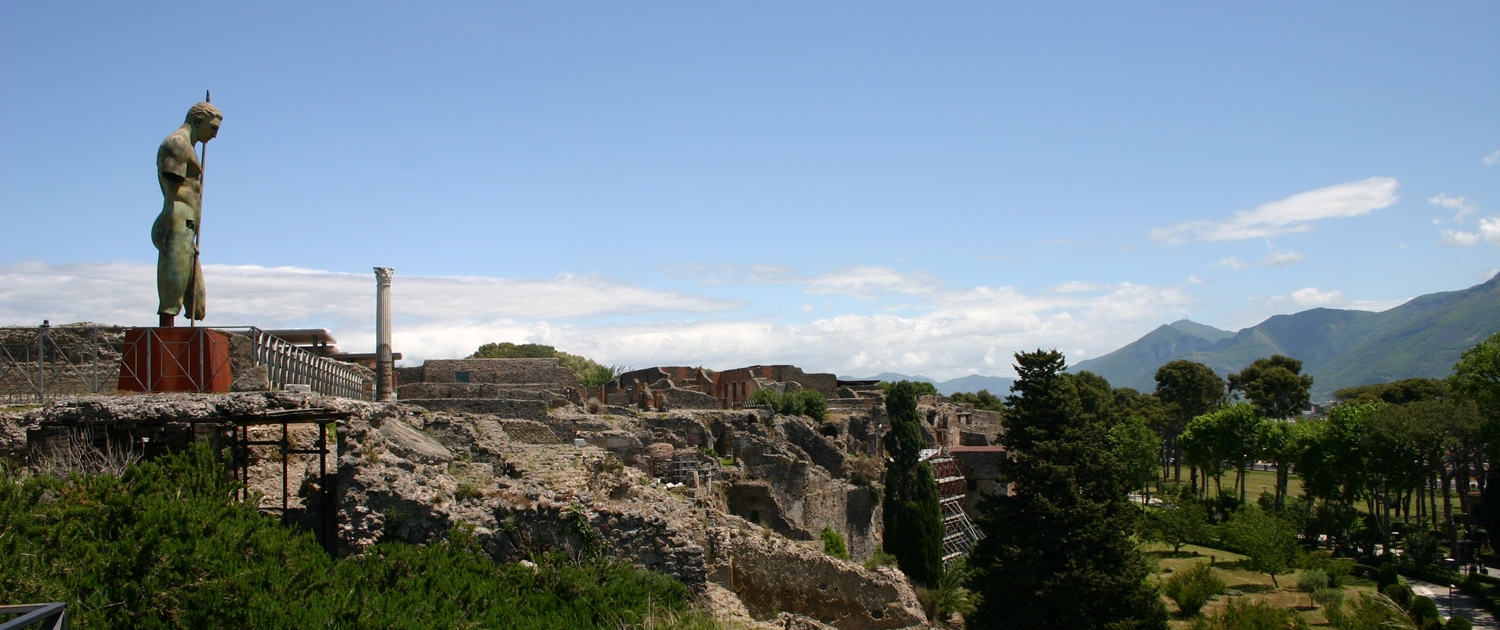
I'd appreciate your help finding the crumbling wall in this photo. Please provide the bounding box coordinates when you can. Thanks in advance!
[706,526,924,630]
[419,358,582,392]
[399,398,551,422]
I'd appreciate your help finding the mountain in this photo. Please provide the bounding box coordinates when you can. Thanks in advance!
[1074,273,1500,399]
[848,372,1015,396]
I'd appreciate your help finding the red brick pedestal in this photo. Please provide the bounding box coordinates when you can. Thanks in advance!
[118,327,233,393]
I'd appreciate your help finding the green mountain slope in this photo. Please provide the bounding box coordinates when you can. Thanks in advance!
[1074,274,1500,399]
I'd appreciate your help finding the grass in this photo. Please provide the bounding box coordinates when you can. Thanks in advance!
[1144,541,1377,629]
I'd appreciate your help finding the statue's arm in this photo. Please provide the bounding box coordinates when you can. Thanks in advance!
[157,134,192,183]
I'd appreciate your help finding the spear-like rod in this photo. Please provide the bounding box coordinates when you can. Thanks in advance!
[186,89,209,327]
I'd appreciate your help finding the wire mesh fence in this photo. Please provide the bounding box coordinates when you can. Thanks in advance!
[0,322,372,404]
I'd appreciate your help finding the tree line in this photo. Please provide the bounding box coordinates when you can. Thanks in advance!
[877,330,1500,629]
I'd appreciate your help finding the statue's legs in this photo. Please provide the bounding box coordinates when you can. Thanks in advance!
[154,203,199,322]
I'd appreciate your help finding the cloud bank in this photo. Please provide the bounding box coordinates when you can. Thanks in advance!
[1,262,1204,380]
[1151,177,1399,244]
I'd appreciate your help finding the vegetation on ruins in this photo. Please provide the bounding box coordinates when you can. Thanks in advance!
[881,380,944,587]
[469,341,626,387]
[948,388,1004,412]
[880,379,939,398]
[917,558,980,624]
[745,387,828,422]
[0,444,710,629]
[968,349,1167,630]
[820,525,850,560]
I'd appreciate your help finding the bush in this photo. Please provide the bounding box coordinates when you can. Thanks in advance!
[746,388,829,422]
[1164,562,1226,617]
[0,444,708,628]
[1188,598,1309,630]
[1377,560,1401,591]
[864,548,899,570]
[821,526,850,560]
[1406,595,1441,628]
[1448,615,1474,630]
[1296,569,1329,606]
[1312,588,1345,624]
[1383,582,1414,609]
[917,558,979,623]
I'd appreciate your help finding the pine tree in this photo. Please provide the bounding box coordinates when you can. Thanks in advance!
[882,380,943,587]
[968,350,1167,630]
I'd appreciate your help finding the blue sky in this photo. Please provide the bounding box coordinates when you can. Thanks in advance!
[3,2,1497,380]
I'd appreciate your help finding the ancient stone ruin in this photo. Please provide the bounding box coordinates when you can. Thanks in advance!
[1,358,1009,629]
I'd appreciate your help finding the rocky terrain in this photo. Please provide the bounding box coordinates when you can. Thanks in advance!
[1,392,931,629]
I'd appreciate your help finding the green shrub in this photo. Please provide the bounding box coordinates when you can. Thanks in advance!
[820,526,850,560]
[1188,598,1309,630]
[1312,588,1345,624]
[1296,568,1329,606]
[1448,615,1474,630]
[864,548,899,570]
[745,388,829,421]
[917,558,979,623]
[455,480,483,501]
[1164,562,1226,617]
[0,444,708,629]
[1384,582,1415,609]
[1406,595,1440,628]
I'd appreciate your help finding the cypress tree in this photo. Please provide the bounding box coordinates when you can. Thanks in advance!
[882,380,944,586]
[968,350,1167,630]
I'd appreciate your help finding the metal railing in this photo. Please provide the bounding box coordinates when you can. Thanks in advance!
[0,603,68,630]
[0,323,371,403]
[234,327,369,400]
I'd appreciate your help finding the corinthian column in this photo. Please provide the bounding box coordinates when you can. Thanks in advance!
[374,267,394,401]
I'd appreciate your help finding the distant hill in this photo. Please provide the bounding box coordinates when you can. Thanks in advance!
[1074,273,1500,399]
[849,372,1015,397]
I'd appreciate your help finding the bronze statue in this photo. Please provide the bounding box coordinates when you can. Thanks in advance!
[152,100,221,326]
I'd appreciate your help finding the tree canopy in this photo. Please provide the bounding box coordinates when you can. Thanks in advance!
[1228,355,1312,420]
[881,380,943,587]
[968,349,1167,630]
[1155,360,1225,481]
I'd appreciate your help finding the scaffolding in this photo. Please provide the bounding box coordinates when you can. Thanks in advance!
[922,448,984,564]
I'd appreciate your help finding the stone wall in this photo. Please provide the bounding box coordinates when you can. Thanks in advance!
[399,398,551,422]
[397,382,556,401]
[419,358,582,392]
[707,526,924,629]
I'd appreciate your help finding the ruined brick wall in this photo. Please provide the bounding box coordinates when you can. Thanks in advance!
[398,398,551,422]
[420,358,581,392]
[393,366,423,387]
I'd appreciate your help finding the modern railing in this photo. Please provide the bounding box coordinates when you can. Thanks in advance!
[0,323,371,403]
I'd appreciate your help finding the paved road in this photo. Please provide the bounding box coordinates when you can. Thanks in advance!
[1409,577,1496,629]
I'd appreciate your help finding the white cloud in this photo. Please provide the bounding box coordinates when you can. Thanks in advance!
[1444,217,1500,247]
[1289,287,1345,308]
[1485,149,1500,166]
[1151,177,1399,243]
[1186,275,1205,285]
[1481,217,1500,245]
[1216,257,1250,270]
[1429,194,1478,223]
[803,266,944,299]
[0,261,1200,381]
[1261,250,1306,268]
[1442,230,1481,247]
